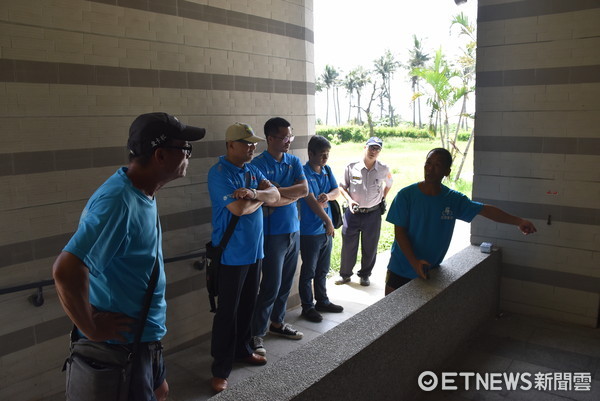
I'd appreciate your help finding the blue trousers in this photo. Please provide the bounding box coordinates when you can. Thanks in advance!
[251,232,300,337]
[210,261,260,379]
[299,234,332,311]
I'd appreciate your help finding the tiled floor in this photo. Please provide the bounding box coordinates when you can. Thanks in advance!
[422,313,600,401]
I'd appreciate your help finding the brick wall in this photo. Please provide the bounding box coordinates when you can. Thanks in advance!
[0,0,314,399]
[472,0,600,328]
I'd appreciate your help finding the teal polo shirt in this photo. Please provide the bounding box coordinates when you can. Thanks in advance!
[386,183,483,278]
[64,167,167,343]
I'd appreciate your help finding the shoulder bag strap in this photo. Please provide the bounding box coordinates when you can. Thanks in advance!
[132,213,161,351]
[218,168,253,250]
[218,215,239,250]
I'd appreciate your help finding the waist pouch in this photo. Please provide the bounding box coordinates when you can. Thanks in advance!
[63,337,134,401]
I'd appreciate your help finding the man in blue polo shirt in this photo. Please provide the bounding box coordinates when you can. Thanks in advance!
[208,123,280,393]
[249,117,308,357]
[385,147,537,295]
[298,135,344,323]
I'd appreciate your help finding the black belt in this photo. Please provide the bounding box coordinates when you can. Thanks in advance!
[357,204,380,214]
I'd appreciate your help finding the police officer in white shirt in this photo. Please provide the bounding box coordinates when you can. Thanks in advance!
[336,137,393,286]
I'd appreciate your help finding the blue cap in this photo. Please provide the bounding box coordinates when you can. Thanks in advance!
[366,137,383,148]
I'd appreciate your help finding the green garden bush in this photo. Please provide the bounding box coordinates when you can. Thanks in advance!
[316,125,471,143]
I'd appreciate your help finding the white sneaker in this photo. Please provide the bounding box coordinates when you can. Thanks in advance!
[250,336,266,356]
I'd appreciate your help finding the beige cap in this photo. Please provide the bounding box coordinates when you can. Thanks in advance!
[225,123,264,143]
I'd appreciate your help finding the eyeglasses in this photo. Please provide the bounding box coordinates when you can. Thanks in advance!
[272,135,295,144]
[368,145,381,152]
[160,144,193,158]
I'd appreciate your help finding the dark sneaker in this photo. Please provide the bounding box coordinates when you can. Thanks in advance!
[301,307,323,322]
[335,277,351,285]
[315,302,344,313]
[250,336,266,356]
[359,277,370,286]
[269,323,303,340]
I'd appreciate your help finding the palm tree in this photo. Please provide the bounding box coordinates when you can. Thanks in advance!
[451,13,476,139]
[412,48,459,149]
[406,35,430,128]
[344,67,370,124]
[356,80,380,136]
[353,67,370,125]
[334,78,342,125]
[315,76,324,94]
[343,72,358,123]
[374,50,400,126]
[451,12,476,42]
[321,65,339,125]
[314,77,325,125]
[450,12,476,181]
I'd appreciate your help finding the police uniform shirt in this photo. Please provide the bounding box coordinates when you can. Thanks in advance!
[340,160,393,208]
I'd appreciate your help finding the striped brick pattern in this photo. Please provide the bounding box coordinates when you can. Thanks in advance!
[474,0,600,328]
[0,0,314,399]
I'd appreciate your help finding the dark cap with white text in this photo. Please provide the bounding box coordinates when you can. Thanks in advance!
[128,112,206,156]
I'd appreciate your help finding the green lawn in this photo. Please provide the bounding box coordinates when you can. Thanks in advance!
[326,137,474,273]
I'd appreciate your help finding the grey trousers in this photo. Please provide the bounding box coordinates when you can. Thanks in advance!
[339,207,382,278]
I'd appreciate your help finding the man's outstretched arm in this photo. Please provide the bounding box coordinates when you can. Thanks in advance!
[478,205,537,235]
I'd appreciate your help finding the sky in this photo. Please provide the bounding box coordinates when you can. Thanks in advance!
[313,0,478,125]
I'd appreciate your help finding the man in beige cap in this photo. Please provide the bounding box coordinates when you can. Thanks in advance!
[207,123,280,393]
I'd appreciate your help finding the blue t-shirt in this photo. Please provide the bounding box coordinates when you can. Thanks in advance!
[299,163,338,236]
[386,183,483,279]
[208,156,267,265]
[251,151,306,235]
[64,167,167,343]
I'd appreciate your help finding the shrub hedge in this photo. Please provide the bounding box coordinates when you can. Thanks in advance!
[316,125,470,143]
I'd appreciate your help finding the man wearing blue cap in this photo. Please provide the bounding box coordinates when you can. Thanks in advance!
[336,137,393,286]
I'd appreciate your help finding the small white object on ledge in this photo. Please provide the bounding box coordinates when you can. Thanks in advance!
[480,242,493,253]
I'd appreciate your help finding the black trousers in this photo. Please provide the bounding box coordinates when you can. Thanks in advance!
[210,260,261,379]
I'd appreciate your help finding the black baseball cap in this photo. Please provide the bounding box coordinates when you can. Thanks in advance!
[128,112,206,156]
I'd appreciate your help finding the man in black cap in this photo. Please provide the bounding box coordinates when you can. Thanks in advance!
[53,112,205,401]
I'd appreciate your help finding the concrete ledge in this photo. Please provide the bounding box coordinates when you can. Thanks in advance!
[212,246,501,401]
